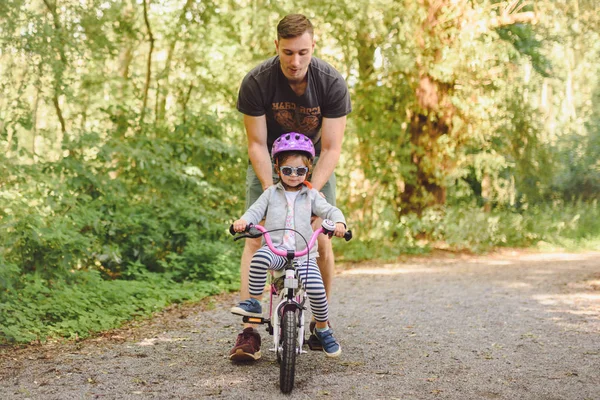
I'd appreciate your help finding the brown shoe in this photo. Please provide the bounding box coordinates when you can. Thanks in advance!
[229,327,261,361]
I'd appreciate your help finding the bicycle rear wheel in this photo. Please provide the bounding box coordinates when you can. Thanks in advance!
[279,309,297,393]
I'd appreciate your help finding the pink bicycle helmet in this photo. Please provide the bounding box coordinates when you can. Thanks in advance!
[272,132,315,158]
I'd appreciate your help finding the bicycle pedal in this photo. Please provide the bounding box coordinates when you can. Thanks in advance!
[242,316,269,325]
[307,334,323,351]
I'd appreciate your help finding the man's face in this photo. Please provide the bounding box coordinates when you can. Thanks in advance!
[275,32,315,84]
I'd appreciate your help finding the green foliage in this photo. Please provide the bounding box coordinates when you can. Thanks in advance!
[496,24,552,77]
[0,113,244,343]
[448,201,600,252]
[551,80,600,200]
[445,201,599,252]
[1,117,243,281]
[336,200,600,260]
[0,270,238,344]
[334,217,437,263]
[2,0,600,344]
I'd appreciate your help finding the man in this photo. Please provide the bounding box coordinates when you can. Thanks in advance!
[229,13,351,361]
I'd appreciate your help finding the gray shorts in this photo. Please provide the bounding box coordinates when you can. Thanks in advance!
[245,157,337,210]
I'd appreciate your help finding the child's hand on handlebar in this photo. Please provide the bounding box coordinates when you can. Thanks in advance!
[232,219,248,232]
[333,222,346,238]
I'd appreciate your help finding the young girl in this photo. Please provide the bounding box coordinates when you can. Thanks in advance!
[230,132,346,358]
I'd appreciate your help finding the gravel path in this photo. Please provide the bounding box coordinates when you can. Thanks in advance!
[1,250,599,399]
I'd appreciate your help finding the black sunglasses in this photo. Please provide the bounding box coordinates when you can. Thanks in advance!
[280,166,309,176]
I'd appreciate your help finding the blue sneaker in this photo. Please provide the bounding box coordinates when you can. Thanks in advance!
[230,299,262,317]
[314,328,342,358]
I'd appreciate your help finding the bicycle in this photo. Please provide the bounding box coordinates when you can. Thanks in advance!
[229,219,352,393]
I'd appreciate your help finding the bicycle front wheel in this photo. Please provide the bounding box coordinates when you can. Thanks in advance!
[280,309,297,393]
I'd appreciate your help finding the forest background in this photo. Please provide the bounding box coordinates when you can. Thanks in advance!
[1,0,599,344]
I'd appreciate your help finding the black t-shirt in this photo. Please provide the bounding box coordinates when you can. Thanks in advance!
[237,56,352,155]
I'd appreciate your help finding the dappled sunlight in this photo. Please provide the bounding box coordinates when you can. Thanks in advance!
[339,253,600,335]
[568,278,600,291]
[516,252,600,262]
[340,251,600,277]
[470,251,600,266]
[533,293,600,306]
[532,292,600,332]
[568,309,600,317]
[136,336,190,346]
[480,260,513,266]
[502,281,533,289]
[528,269,558,275]
[340,264,446,276]
[197,375,250,388]
[191,373,254,395]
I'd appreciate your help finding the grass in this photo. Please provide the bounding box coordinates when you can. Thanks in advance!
[0,270,239,344]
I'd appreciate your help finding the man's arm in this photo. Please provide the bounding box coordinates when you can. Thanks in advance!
[310,116,346,191]
[244,114,274,190]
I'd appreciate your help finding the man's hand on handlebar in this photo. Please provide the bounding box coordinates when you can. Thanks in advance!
[232,219,249,233]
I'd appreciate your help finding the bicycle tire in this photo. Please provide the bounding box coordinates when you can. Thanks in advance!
[280,309,297,393]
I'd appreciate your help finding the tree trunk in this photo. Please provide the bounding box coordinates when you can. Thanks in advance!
[399,111,448,216]
[398,0,456,216]
[43,0,68,143]
[155,0,195,124]
[2,57,26,157]
[114,43,134,136]
[179,83,194,124]
[481,173,491,212]
[52,95,66,136]
[397,0,539,216]
[140,0,155,125]
[32,83,41,157]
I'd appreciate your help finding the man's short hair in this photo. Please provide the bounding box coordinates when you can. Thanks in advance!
[277,14,314,40]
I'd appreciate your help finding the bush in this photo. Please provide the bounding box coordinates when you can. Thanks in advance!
[335,200,600,260]
[0,270,238,343]
[0,118,246,344]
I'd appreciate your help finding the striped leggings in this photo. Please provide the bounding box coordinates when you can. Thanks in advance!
[249,246,329,322]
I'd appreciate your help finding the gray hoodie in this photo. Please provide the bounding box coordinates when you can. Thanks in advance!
[240,182,346,258]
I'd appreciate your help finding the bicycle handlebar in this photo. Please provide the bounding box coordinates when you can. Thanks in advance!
[229,219,352,259]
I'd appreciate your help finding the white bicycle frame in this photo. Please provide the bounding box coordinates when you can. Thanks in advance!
[269,266,308,356]
[230,220,351,394]
[231,219,351,356]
